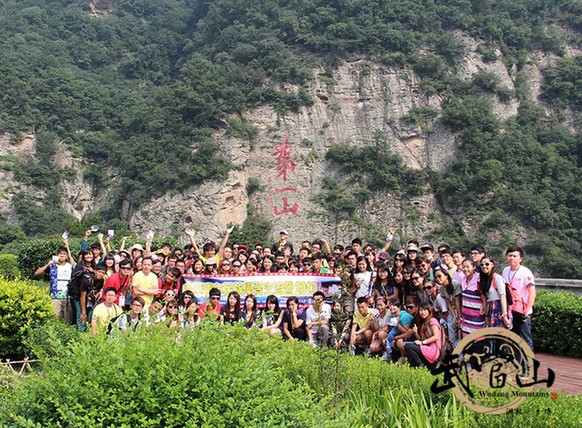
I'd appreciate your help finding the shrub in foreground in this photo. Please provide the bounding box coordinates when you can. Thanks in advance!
[0,254,20,280]
[1,323,580,427]
[0,278,54,359]
[533,290,582,358]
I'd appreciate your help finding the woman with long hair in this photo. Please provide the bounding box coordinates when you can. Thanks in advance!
[460,260,486,337]
[179,290,195,312]
[182,299,200,328]
[191,258,205,275]
[391,252,406,274]
[75,249,95,273]
[258,256,275,273]
[404,302,442,368]
[433,265,461,346]
[479,256,512,329]
[240,294,260,328]
[103,254,117,278]
[159,301,181,328]
[219,259,232,275]
[372,263,398,302]
[221,291,241,325]
[354,255,374,302]
[237,253,249,272]
[261,294,284,336]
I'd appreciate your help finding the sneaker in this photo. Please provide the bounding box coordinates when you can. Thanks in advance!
[309,340,317,348]
[395,357,406,366]
[381,351,392,362]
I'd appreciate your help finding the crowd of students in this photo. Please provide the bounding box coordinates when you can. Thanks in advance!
[34,227,537,366]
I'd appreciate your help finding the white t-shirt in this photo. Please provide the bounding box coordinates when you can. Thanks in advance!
[305,303,331,333]
[354,271,373,298]
[487,274,506,302]
[372,309,392,329]
[56,263,73,297]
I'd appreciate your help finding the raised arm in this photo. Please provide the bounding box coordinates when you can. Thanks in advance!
[144,231,154,258]
[119,236,129,252]
[379,228,396,253]
[217,226,235,259]
[319,238,332,256]
[34,259,54,277]
[97,233,108,259]
[184,228,200,255]
[62,237,76,267]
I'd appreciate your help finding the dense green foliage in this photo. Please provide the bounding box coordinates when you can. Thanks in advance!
[0,278,54,359]
[0,0,580,277]
[16,238,64,279]
[1,323,580,427]
[228,206,273,249]
[542,56,582,110]
[533,290,582,358]
[437,99,582,277]
[0,254,19,280]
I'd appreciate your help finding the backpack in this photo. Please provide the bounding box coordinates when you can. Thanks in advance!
[492,273,526,315]
[67,269,92,301]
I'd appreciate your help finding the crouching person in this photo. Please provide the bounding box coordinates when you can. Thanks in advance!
[349,297,374,354]
[305,291,331,347]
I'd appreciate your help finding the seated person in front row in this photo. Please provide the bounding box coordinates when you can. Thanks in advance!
[282,296,307,341]
[305,291,331,346]
[198,287,222,320]
[349,297,374,353]
[394,295,421,363]
[383,298,413,362]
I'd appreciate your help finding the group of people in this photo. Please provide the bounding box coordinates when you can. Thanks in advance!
[34,226,537,366]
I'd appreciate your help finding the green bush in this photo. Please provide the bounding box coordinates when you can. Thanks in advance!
[0,254,20,280]
[533,290,582,358]
[2,323,580,427]
[24,317,80,359]
[16,238,63,279]
[0,325,322,427]
[0,278,54,359]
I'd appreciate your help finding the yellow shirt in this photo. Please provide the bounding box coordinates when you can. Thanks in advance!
[131,271,159,308]
[353,308,374,329]
[92,303,122,331]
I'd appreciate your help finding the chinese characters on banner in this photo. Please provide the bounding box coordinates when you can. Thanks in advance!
[270,137,299,216]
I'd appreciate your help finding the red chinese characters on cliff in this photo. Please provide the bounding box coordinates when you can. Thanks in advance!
[271,138,299,216]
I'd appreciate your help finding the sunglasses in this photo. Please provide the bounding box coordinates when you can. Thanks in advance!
[405,305,416,310]
[232,264,241,267]
[210,296,220,301]
[480,262,492,268]
[412,276,422,281]
[167,305,178,309]
[424,285,433,290]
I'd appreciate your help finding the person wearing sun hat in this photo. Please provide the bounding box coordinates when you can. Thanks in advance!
[406,241,420,266]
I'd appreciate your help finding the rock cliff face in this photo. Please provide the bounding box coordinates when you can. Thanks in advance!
[0,37,576,244]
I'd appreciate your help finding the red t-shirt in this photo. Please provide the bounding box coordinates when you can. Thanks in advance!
[198,302,222,319]
[104,272,131,305]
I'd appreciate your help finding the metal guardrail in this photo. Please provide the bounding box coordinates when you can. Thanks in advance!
[535,278,582,289]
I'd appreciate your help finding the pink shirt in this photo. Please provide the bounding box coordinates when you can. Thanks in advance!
[502,265,535,315]
[420,318,442,364]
